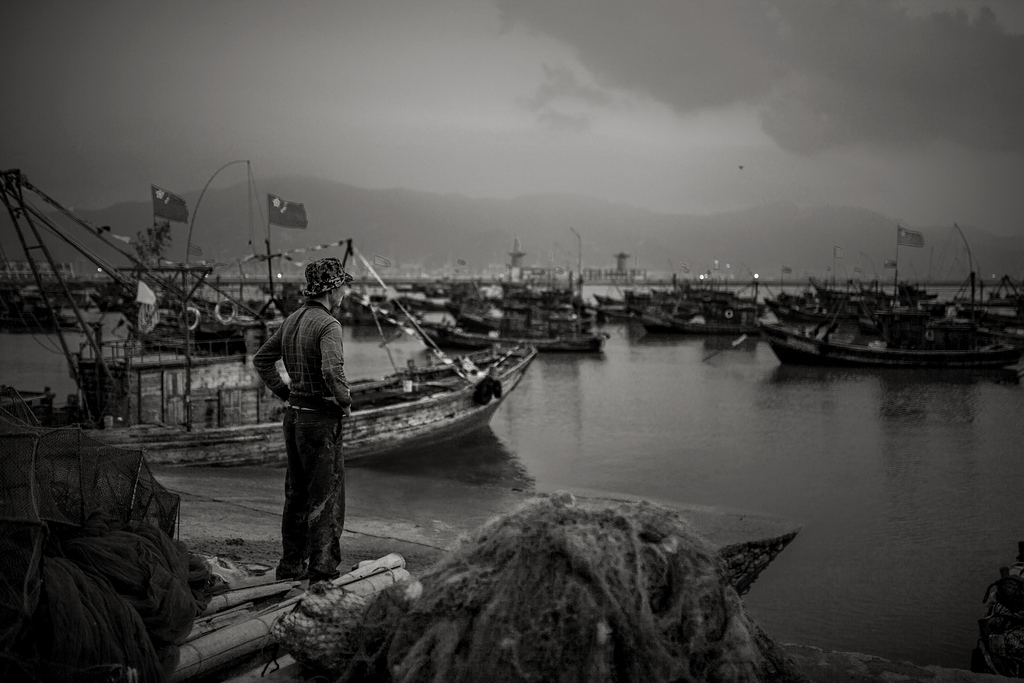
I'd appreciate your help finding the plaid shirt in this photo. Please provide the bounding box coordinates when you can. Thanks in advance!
[254,301,351,407]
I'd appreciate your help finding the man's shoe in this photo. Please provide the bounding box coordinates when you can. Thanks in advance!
[275,563,307,581]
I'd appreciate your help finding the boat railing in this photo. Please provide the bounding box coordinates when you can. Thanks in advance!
[78,337,248,366]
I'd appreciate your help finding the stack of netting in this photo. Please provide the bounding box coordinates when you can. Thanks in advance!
[0,393,212,683]
[285,492,805,683]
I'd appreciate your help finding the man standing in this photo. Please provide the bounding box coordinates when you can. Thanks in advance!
[254,257,354,583]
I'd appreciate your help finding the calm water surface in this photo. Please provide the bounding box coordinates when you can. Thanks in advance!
[3,312,1023,669]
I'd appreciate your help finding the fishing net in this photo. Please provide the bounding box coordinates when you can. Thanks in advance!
[272,580,373,675]
[309,492,805,683]
[0,397,214,683]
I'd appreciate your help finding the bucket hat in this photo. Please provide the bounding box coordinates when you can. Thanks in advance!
[302,257,354,297]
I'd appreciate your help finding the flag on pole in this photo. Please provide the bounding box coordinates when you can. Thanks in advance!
[111,233,131,244]
[853,265,863,274]
[187,242,203,257]
[833,246,844,259]
[268,193,309,228]
[897,226,924,247]
[713,258,720,270]
[135,280,157,305]
[151,185,189,223]
[781,266,792,274]
[883,258,897,269]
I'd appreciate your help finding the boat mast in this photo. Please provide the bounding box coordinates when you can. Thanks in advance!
[0,169,115,423]
[570,227,582,334]
[893,230,900,309]
[954,222,977,323]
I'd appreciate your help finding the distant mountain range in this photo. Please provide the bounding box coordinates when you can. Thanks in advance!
[3,175,1021,283]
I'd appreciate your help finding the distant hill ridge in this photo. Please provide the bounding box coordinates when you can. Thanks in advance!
[3,175,1021,281]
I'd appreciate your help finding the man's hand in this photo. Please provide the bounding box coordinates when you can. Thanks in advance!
[342,405,352,418]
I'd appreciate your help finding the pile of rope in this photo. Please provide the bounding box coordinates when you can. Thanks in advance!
[291,492,804,682]
[3,513,217,683]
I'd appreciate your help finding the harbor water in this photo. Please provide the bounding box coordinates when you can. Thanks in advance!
[3,311,1023,670]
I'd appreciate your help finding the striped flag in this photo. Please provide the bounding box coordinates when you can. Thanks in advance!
[884,258,897,269]
[187,242,203,257]
[781,265,792,274]
[833,246,844,259]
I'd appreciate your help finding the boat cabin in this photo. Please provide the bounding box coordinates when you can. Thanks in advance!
[876,309,979,351]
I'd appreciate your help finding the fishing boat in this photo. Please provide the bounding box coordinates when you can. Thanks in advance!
[424,322,607,353]
[640,278,764,335]
[640,301,762,335]
[84,342,537,466]
[1,168,538,464]
[422,298,607,353]
[759,310,1022,369]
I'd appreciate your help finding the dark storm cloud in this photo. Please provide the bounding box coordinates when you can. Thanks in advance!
[496,0,1024,154]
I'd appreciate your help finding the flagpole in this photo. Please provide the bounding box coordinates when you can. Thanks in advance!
[266,228,275,315]
[893,237,900,309]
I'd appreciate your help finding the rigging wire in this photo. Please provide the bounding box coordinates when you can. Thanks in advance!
[352,247,475,382]
[368,304,400,375]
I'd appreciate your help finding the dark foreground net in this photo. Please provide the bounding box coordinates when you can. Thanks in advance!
[1,395,212,683]
[280,492,806,683]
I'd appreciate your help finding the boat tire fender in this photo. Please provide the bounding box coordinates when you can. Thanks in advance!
[215,299,237,325]
[473,379,493,405]
[724,308,734,320]
[492,379,503,399]
[185,305,201,331]
[924,329,935,342]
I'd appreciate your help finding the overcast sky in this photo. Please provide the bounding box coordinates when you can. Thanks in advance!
[2,0,1022,236]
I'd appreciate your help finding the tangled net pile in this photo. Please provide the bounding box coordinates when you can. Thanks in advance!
[291,492,804,682]
[1,393,216,683]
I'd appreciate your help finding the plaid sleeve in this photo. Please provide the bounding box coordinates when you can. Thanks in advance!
[319,322,351,407]
[253,326,290,400]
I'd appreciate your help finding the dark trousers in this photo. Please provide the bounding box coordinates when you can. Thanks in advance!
[280,407,345,580]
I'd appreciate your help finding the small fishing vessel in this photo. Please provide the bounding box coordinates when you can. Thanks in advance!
[422,300,607,353]
[760,310,1022,369]
[1,168,538,464]
[86,343,537,466]
[640,278,764,335]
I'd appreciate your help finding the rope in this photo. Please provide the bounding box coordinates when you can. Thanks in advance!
[368,305,400,375]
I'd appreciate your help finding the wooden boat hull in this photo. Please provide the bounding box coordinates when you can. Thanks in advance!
[760,323,1022,368]
[424,325,607,353]
[91,345,538,466]
[640,314,761,336]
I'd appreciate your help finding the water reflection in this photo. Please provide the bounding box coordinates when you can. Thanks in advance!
[764,364,1016,390]
[355,428,535,489]
[875,370,982,425]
